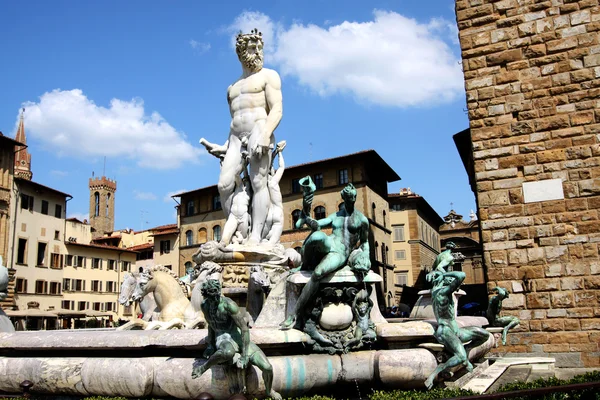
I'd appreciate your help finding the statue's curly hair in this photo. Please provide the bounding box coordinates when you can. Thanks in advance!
[201,279,222,297]
[235,28,263,57]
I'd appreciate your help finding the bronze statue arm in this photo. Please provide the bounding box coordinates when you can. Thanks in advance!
[441,271,466,295]
[359,216,370,253]
[304,215,332,231]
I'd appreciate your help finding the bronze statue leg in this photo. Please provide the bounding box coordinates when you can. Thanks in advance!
[192,342,237,378]
[425,325,468,389]
[249,345,281,400]
[495,316,519,345]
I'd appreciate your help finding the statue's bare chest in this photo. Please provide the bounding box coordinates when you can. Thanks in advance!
[229,74,266,100]
[332,213,362,235]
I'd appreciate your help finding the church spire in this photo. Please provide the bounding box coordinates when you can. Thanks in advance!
[14,108,32,181]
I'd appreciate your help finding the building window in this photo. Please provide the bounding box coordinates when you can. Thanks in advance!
[371,203,376,222]
[393,225,405,242]
[121,261,131,272]
[198,228,207,244]
[383,210,387,228]
[36,242,47,266]
[92,258,101,269]
[185,261,193,275]
[314,206,326,220]
[92,302,102,311]
[381,246,387,265]
[395,250,406,260]
[186,230,193,246]
[41,200,49,215]
[54,230,60,240]
[17,238,27,264]
[107,259,116,271]
[65,255,73,266]
[160,240,171,254]
[50,253,62,269]
[61,300,72,310]
[76,256,85,268]
[94,192,100,217]
[105,302,115,312]
[74,279,84,291]
[292,209,302,228]
[63,278,71,292]
[106,281,115,292]
[213,225,222,242]
[338,169,349,185]
[313,173,323,189]
[186,200,195,216]
[16,278,27,293]
[395,273,408,286]
[213,195,221,211]
[55,204,62,218]
[78,301,87,311]
[106,193,110,217]
[391,203,403,211]
[21,194,34,211]
[49,282,61,295]
[291,178,301,194]
[35,280,47,294]
[91,280,101,292]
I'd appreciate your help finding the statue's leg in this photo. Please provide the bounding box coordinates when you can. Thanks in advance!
[192,342,236,378]
[280,251,345,330]
[496,317,519,345]
[247,124,273,244]
[249,345,282,400]
[219,136,244,217]
[425,326,467,389]
[221,214,239,246]
[459,326,492,366]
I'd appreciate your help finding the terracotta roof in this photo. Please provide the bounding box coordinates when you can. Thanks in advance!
[150,223,177,232]
[172,149,400,198]
[15,177,72,199]
[150,228,179,236]
[94,235,121,241]
[64,241,138,253]
[127,242,154,251]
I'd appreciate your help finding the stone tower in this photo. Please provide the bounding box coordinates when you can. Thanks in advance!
[456,0,600,367]
[89,176,116,239]
[14,109,32,181]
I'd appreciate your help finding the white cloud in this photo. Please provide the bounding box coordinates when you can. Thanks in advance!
[133,190,157,201]
[164,189,188,203]
[227,10,464,107]
[50,170,68,177]
[189,40,211,54]
[67,212,89,222]
[19,89,204,169]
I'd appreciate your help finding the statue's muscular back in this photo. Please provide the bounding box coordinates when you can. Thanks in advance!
[228,68,278,135]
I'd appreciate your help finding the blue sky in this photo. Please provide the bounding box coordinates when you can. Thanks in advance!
[0,0,475,231]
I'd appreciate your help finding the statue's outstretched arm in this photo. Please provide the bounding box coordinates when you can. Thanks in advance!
[441,271,466,294]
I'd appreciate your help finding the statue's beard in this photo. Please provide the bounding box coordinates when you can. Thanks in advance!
[241,51,263,72]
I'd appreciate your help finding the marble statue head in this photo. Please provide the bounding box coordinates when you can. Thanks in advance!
[236,28,264,72]
[340,183,357,204]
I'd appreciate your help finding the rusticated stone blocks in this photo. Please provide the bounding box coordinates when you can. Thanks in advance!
[457,0,600,367]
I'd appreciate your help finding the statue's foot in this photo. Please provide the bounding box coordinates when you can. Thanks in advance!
[502,334,508,346]
[269,389,283,400]
[466,361,474,372]
[279,315,296,330]
[191,364,207,379]
[424,376,434,390]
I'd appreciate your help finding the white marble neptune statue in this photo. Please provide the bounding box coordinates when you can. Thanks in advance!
[200,29,283,247]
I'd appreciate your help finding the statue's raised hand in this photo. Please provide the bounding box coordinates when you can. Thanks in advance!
[426,270,443,284]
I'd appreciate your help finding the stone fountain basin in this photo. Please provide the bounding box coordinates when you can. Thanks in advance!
[0,318,493,399]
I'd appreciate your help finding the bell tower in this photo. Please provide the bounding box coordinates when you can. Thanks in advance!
[89,175,116,238]
[14,108,32,181]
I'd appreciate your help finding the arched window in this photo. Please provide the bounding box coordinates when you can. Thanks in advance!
[94,192,100,217]
[185,230,193,246]
[106,193,111,217]
[314,206,326,220]
[375,241,379,261]
[198,228,207,244]
[383,210,387,228]
[371,202,376,222]
[381,246,387,265]
[213,225,222,242]
[292,209,302,228]
[184,261,193,275]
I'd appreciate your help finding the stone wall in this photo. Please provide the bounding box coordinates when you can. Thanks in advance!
[456,0,600,367]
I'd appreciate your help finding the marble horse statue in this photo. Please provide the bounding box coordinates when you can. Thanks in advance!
[118,272,159,321]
